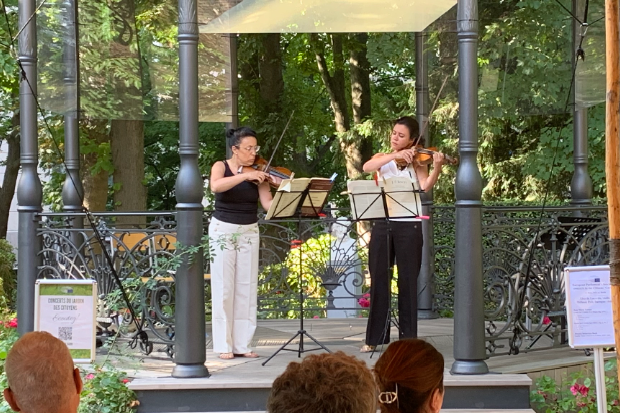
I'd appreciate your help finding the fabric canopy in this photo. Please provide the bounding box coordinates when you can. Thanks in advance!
[199,0,457,34]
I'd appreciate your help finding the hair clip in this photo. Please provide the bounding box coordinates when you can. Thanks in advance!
[378,391,397,404]
[378,383,399,407]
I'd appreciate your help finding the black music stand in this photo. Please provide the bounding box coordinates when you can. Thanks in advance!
[262,178,334,366]
[348,177,424,357]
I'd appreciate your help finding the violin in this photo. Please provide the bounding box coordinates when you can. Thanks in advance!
[242,155,293,189]
[395,145,458,170]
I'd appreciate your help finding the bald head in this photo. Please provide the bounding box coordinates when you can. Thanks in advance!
[4,331,82,413]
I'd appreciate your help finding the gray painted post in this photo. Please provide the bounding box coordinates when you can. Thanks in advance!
[225,33,239,159]
[62,0,84,239]
[415,31,438,319]
[17,0,43,335]
[173,0,209,378]
[571,0,592,207]
[451,0,489,374]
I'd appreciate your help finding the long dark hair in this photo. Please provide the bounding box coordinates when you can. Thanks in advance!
[227,127,257,148]
[373,339,444,413]
[394,116,423,147]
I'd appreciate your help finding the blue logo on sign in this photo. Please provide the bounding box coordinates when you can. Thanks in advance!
[594,278,600,282]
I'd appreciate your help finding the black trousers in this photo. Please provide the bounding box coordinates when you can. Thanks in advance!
[365,220,423,346]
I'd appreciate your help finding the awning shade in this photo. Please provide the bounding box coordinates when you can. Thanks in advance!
[199,0,457,34]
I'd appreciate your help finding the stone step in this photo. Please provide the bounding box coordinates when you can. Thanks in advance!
[130,372,532,413]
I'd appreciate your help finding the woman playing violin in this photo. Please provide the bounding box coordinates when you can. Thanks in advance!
[208,127,277,360]
[360,116,445,353]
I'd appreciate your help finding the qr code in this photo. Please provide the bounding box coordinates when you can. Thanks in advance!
[58,326,72,341]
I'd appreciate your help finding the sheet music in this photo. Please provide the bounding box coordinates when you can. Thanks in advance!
[265,179,303,219]
[347,177,422,220]
[347,180,385,220]
[266,177,333,219]
[382,176,422,218]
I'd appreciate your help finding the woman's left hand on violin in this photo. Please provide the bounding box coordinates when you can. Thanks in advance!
[432,152,445,168]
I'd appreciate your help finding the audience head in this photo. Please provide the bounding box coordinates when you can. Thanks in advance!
[267,351,376,413]
[4,331,82,413]
[373,339,444,413]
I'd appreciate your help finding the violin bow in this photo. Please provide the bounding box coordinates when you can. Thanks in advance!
[414,75,449,148]
[265,110,295,170]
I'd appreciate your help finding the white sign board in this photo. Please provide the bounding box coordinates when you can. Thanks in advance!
[34,279,97,363]
[565,265,615,349]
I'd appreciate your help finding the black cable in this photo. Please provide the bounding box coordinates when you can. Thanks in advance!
[0,0,150,351]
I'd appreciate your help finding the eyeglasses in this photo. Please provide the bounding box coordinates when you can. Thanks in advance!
[235,145,261,153]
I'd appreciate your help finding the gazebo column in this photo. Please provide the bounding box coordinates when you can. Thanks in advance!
[16,0,43,335]
[570,0,592,208]
[415,31,437,319]
[172,0,209,378]
[61,0,84,241]
[451,0,489,374]
[225,34,239,159]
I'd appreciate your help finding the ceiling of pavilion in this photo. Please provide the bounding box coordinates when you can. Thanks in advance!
[198,0,458,34]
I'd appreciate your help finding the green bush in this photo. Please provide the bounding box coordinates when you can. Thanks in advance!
[0,241,16,310]
[531,358,620,412]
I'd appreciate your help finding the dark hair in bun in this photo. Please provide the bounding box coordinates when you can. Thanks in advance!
[394,116,423,146]
[227,127,257,148]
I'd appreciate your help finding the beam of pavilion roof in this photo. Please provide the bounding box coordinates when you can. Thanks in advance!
[198,0,457,34]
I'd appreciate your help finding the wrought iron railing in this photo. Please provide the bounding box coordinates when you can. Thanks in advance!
[35,205,609,357]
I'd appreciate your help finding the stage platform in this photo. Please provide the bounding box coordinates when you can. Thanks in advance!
[105,318,599,412]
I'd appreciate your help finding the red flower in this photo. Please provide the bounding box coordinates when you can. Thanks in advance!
[542,316,551,325]
[291,240,302,249]
[570,383,589,397]
[358,297,370,308]
[122,378,130,384]
[313,315,319,319]
[318,213,326,218]
[7,318,17,328]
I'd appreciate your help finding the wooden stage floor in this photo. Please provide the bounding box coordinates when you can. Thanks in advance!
[101,317,600,384]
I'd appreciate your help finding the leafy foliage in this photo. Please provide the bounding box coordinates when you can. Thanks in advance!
[531,358,620,412]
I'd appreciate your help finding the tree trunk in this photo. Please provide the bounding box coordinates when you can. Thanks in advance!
[111,119,146,226]
[349,33,373,174]
[0,110,21,238]
[259,34,284,114]
[108,0,146,226]
[348,33,373,241]
[309,33,367,179]
[81,119,109,211]
[604,0,620,385]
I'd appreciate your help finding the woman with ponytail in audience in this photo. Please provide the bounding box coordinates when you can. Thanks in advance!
[208,127,276,360]
[373,339,445,413]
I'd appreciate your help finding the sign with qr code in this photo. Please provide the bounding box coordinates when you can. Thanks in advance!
[34,280,97,363]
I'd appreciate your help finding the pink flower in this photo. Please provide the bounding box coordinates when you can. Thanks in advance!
[358,298,370,308]
[85,373,95,380]
[122,378,130,384]
[542,316,551,325]
[313,315,319,319]
[318,213,326,218]
[570,383,589,396]
[7,318,17,328]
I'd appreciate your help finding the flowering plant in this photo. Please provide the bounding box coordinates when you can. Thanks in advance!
[531,358,620,413]
[79,366,139,413]
[358,293,370,308]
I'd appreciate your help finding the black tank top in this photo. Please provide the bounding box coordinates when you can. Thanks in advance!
[212,160,260,225]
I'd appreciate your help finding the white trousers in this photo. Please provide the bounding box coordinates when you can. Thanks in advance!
[208,217,259,354]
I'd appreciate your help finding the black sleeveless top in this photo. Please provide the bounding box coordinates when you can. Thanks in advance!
[212,160,260,225]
